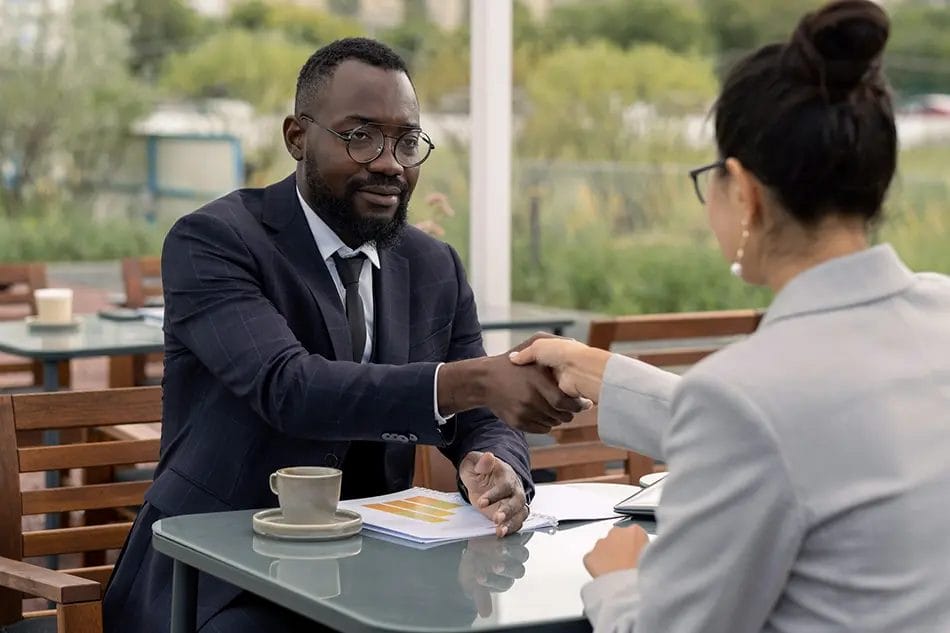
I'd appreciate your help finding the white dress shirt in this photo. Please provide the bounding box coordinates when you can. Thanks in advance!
[297,188,450,423]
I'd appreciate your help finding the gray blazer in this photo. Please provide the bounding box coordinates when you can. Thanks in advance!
[582,245,950,633]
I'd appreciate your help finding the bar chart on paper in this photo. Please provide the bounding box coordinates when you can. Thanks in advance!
[364,495,462,523]
[339,487,557,545]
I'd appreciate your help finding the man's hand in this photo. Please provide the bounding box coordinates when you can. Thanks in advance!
[458,533,531,617]
[583,524,650,578]
[459,451,528,537]
[437,349,586,434]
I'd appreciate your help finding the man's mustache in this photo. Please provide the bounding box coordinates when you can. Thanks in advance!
[347,176,409,196]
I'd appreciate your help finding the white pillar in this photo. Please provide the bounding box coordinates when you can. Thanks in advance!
[469,0,512,329]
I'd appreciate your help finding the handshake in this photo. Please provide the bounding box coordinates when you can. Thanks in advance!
[437,333,600,434]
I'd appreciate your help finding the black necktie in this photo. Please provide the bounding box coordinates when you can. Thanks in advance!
[333,252,367,363]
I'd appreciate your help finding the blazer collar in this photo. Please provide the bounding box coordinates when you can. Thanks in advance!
[762,243,914,328]
[262,173,411,365]
[263,173,351,361]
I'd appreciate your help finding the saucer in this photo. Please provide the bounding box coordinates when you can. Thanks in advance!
[25,316,81,332]
[252,508,362,541]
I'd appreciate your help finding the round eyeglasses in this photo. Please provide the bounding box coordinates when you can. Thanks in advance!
[688,159,726,204]
[299,114,435,168]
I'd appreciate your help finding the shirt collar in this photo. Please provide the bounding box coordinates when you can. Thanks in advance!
[762,243,915,328]
[296,187,380,269]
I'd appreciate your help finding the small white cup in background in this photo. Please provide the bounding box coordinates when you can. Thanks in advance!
[269,466,342,525]
[34,288,74,324]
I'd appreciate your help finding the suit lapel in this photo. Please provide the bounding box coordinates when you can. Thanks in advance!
[373,248,410,365]
[262,174,351,362]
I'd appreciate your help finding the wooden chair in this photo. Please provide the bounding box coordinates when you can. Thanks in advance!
[120,257,162,311]
[110,258,163,388]
[553,308,765,480]
[0,264,70,390]
[0,387,162,632]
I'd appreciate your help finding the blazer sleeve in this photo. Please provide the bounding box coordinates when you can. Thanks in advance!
[161,210,442,443]
[596,354,679,460]
[581,373,808,633]
[434,243,533,500]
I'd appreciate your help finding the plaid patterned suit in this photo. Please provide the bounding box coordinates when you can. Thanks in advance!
[103,174,531,632]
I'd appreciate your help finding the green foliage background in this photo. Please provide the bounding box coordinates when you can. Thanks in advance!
[2,0,948,316]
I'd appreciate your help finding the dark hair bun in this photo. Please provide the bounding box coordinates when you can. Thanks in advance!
[787,0,890,98]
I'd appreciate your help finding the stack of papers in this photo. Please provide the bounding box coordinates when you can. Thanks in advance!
[339,483,630,546]
[338,487,557,545]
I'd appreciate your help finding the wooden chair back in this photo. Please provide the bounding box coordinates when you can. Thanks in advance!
[114,257,163,388]
[0,263,46,317]
[530,407,653,484]
[121,257,162,309]
[551,309,764,481]
[0,387,162,629]
[0,263,70,388]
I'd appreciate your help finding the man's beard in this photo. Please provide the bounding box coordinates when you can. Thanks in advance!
[304,162,409,250]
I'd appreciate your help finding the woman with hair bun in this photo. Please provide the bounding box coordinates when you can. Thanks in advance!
[509,1,950,631]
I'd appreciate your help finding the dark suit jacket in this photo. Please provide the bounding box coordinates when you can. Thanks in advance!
[103,174,531,632]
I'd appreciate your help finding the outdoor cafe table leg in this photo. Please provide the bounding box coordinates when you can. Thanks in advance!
[171,559,198,633]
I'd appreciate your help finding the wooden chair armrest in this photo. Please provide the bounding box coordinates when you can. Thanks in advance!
[0,556,100,604]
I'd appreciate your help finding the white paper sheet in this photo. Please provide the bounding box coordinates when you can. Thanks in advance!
[530,482,635,521]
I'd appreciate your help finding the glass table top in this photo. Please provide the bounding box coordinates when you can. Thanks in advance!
[154,506,656,632]
[0,314,164,359]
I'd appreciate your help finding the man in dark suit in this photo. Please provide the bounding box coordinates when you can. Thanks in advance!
[103,38,582,632]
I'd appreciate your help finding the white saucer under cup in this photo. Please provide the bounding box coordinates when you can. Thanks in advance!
[252,507,363,541]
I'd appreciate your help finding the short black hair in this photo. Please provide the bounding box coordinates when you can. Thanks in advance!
[295,37,411,113]
[714,0,895,225]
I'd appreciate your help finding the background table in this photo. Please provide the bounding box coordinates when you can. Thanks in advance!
[153,492,654,632]
[0,314,164,391]
[479,305,575,336]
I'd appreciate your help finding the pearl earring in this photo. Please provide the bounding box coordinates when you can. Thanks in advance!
[730,222,750,278]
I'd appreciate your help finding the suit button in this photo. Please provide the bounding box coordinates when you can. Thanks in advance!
[381,433,392,440]
[408,433,418,442]
[325,453,339,468]
[396,434,409,443]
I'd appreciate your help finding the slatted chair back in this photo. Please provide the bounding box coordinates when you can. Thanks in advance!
[530,407,652,484]
[0,387,161,628]
[121,257,162,310]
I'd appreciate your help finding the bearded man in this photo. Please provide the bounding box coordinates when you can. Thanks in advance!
[103,38,581,633]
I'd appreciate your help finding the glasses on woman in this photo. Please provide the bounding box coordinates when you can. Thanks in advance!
[299,114,435,168]
[688,160,726,204]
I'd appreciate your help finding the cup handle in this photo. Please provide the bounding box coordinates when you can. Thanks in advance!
[269,472,278,495]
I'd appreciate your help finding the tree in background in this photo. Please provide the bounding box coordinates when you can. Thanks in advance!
[701,0,822,56]
[521,42,717,162]
[542,0,709,55]
[110,0,206,79]
[160,1,364,183]
[887,3,950,96]
[0,0,151,217]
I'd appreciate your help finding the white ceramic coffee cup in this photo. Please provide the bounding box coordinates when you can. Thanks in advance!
[269,466,342,524]
[34,288,73,324]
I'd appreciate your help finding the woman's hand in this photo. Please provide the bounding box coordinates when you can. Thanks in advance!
[583,525,650,578]
[508,338,611,404]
